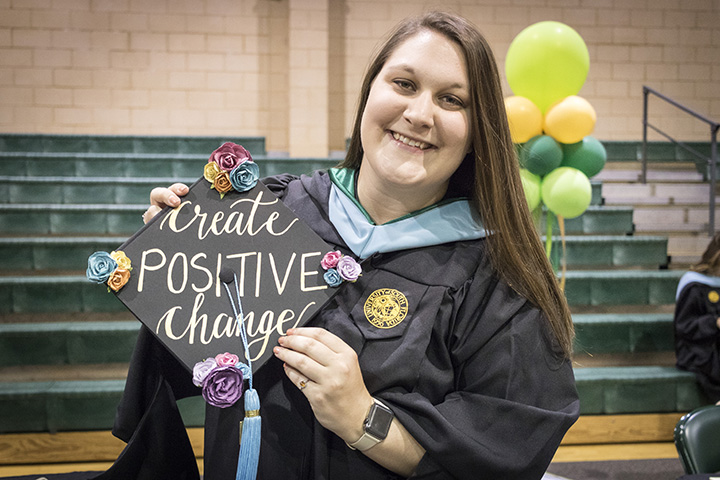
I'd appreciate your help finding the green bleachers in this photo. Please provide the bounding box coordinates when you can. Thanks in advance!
[0,235,667,272]
[0,380,205,433]
[0,135,705,435]
[0,133,266,156]
[573,313,673,354]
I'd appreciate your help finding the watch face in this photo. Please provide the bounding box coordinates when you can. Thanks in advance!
[365,403,394,439]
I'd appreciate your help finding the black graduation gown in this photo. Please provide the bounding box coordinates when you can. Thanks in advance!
[98,171,579,480]
[675,279,720,402]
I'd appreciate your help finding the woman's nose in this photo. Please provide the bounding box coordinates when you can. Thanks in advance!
[403,92,434,129]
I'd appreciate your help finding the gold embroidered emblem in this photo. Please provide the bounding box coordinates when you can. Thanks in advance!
[709,291,719,303]
[363,288,408,329]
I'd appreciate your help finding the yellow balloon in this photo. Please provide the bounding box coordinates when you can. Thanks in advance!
[505,96,543,144]
[543,95,597,144]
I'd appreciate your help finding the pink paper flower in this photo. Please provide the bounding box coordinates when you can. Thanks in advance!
[209,142,252,172]
[215,352,239,367]
[321,251,342,270]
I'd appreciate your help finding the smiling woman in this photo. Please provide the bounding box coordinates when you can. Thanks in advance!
[357,29,472,224]
[113,10,579,480]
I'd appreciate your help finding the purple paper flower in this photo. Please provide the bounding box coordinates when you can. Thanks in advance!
[323,268,343,287]
[202,365,245,408]
[321,251,342,270]
[192,358,218,387]
[209,142,252,172]
[229,161,259,193]
[337,256,362,282]
[86,251,118,284]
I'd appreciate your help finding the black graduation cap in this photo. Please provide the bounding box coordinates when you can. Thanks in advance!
[107,171,338,375]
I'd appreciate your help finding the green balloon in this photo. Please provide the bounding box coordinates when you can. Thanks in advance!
[561,136,607,178]
[505,21,590,113]
[541,167,592,218]
[519,168,542,211]
[519,135,563,176]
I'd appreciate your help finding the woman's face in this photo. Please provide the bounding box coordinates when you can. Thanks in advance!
[359,29,472,200]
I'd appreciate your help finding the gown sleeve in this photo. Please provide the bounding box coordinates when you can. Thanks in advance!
[379,273,579,480]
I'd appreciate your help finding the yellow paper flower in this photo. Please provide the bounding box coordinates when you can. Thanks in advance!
[204,162,221,183]
[110,251,132,271]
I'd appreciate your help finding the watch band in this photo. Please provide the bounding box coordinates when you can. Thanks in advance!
[347,429,383,451]
[346,399,394,451]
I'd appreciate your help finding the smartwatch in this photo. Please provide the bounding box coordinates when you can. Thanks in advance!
[346,398,394,451]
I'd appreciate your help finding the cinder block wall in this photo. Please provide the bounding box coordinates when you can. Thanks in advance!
[1,0,718,155]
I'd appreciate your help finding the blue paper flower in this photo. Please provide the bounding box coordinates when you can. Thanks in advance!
[86,251,118,284]
[229,161,260,193]
[323,268,343,287]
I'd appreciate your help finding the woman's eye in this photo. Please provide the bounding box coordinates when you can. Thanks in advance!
[393,79,414,90]
[441,95,465,108]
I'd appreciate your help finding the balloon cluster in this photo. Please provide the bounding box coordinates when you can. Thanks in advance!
[505,21,606,219]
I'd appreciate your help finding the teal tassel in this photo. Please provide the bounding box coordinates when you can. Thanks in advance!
[236,388,261,480]
[221,272,261,480]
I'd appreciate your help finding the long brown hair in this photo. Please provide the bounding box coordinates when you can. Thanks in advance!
[339,11,574,356]
[692,233,720,276]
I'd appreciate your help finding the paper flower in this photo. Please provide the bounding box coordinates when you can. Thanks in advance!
[213,171,234,197]
[209,142,252,172]
[215,352,239,367]
[337,256,362,282]
[86,252,118,284]
[87,251,132,292]
[323,268,343,287]
[205,142,259,198]
[204,162,221,183]
[110,250,132,271]
[320,251,361,287]
[193,353,251,408]
[321,251,342,270]
[202,365,245,408]
[229,161,260,193]
[193,357,218,387]
[107,268,131,292]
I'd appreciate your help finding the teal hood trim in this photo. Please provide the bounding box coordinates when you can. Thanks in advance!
[676,271,720,300]
[328,168,487,259]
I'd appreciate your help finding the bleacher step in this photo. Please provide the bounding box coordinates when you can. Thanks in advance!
[572,313,674,354]
[0,321,138,366]
[563,270,683,306]
[0,366,703,433]
[0,153,337,178]
[0,133,266,156]
[0,379,206,433]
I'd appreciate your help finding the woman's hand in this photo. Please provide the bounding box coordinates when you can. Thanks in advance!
[142,183,189,224]
[273,327,373,443]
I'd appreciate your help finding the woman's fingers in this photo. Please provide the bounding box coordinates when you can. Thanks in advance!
[282,363,311,392]
[144,183,189,223]
[142,205,162,224]
[286,327,350,356]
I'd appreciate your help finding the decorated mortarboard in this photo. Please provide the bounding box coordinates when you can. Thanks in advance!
[86,142,361,480]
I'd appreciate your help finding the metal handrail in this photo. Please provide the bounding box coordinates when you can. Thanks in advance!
[642,86,720,235]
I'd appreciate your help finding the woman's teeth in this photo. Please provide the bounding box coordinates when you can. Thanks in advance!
[392,132,429,150]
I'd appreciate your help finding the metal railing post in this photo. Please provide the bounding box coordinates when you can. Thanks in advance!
[642,87,648,184]
[710,125,718,236]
